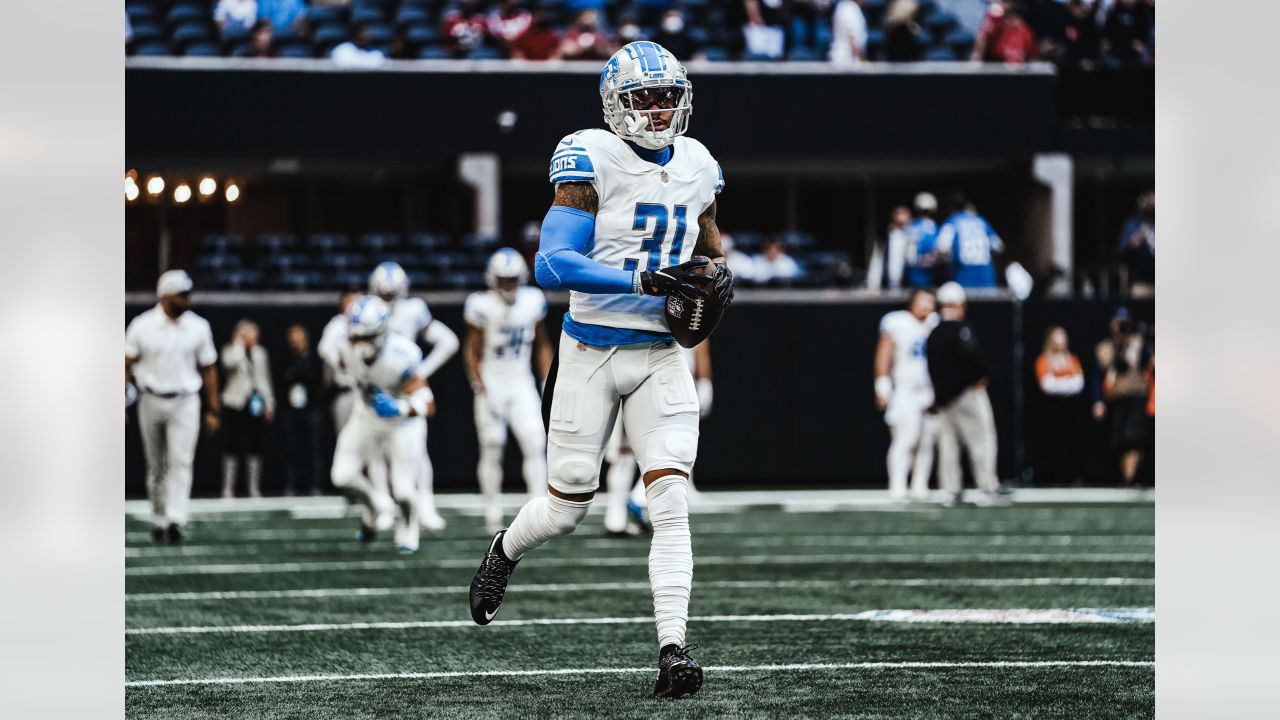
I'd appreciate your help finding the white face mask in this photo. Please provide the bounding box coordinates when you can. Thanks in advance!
[662,16,684,34]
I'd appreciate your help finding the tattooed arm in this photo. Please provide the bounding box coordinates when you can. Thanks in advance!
[693,199,724,261]
[552,182,599,214]
[533,182,637,294]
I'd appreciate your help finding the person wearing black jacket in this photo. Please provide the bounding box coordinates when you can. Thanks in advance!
[925,282,1007,506]
[279,324,328,496]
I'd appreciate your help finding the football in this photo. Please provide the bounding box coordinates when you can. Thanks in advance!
[664,258,726,348]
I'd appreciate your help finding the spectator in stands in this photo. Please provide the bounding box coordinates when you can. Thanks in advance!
[442,0,490,58]
[215,0,258,34]
[742,0,788,60]
[754,238,802,284]
[220,320,275,498]
[1034,326,1086,484]
[867,205,912,291]
[935,194,1004,289]
[883,0,927,62]
[616,12,644,47]
[279,324,327,496]
[1092,308,1152,486]
[236,19,278,57]
[905,192,940,289]
[973,0,1037,64]
[1119,190,1154,297]
[789,0,833,53]
[1023,0,1069,63]
[559,10,616,61]
[510,10,562,60]
[1062,0,1101,70]
[387,28,412,60]
[828,0,867,66]
[720,234,759,285]
[488,0,533,57]
[1101,0,1153,67]
[258,0,308,33]
[654,9,696,62]
[330,22,388,67]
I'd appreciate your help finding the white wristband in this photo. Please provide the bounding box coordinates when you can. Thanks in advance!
[874,376,893,401]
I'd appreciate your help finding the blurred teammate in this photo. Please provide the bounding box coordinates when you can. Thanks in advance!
[905,192,940,288]
[125,270,220,544]
[874,289,939,501]
[469,42,734,699]
[368,261,460,531]
[464,248,554,535]
[925,282,1006,506]
[329,296,435,553]
[603,340,712,537]
[935,195,1004,289]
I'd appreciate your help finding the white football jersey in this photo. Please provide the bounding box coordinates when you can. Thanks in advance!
[464,286,548,383]
[880,310,939,393]
[550,128,723,335]
[337,333,423,420]
[388,297,433,342]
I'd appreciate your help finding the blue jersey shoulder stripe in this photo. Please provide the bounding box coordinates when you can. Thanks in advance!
[549,173,596,184]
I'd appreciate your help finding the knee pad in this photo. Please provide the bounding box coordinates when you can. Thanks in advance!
[634,426,698,477]
[547,442,601,495]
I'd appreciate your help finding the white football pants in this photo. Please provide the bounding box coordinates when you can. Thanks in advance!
[137,393,200,529]
[885,389,937,500]
[475,378,548,530]
[331,405,426,547]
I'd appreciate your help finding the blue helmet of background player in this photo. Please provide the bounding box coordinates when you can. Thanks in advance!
[599,41,692,151]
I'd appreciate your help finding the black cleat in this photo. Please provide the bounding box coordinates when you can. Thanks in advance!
[605,528,636,539]
[356,524,377,543]
[653,643,703,699]
[150,526,167,545]
[165,523,183,545]
[469,530,519,625]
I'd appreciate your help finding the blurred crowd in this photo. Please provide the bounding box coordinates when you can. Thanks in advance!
[126,0,1154,67]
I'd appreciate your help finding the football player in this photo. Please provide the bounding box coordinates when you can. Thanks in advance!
[468,42,733,699]
[369,261,459,532]
[464,248,554,535]
[874,289,940,501]
[329,296,435,553]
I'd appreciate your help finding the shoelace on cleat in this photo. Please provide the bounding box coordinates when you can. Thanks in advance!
[476,554,515,600]
[662,643,700,667]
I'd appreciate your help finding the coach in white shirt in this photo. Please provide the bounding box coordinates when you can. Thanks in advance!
[125,270,221,543]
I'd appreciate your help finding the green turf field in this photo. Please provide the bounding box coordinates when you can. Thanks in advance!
[125,501,1154,719]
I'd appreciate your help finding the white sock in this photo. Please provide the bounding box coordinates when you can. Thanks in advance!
[478,444,504,524]
[419,454,441,519]
[501,494,590,560]
[603,455,635,532]
[646,474,692,650]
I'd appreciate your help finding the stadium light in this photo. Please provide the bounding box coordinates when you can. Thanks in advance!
[125,180,139,202]
[174,183,192,204]
[198,176,217,197]
[146,175,165,196]
[225,181,241,203]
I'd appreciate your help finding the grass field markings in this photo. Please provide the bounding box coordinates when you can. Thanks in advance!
[125,576,1156,602]
[124,552,1156,576]
[123,533,1154,559]
[125,607,1155,636]
[124,659,1156,688]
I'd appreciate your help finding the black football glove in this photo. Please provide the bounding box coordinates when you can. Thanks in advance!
[641,257,712,301]
[710,262,734,308]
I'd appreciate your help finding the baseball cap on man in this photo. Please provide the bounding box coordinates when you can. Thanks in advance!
[157,269,194,297]
[936,281,966,306]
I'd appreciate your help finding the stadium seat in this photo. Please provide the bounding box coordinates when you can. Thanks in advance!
[396,6,431,27]
[916,0,938,18]
[133,42,173,56]
[351,6,387,25]
[461,233,501,251]
[866,27,886,60]
[307,6,347,26]
[405,270,435,289]
[171,23,214,47]
[258,232,298,253]
[196,252,241,271]
[947,30,975,59]
[165,4,207,27]
[700,46,730,62]
[129,21,163,44]
[278,270,328,290]
[201,233,244,253]
[359,232,402,253]
[261,252,311,272]
[786,46,820,61]
[365,24,394,44]
[312,24,351,48]
[278,43,314,58]
[686,25,710,48]
[307,232,351,252]
[730,231,762,252]
[321,251,367,272]
[183,42,222,57]
[406,24,439,46]
[127,5,157,27]
[331,270,367,290]
[861,0,888,27]
[214,269,264,289]
[923,11,958,41]
[408,232,451,252]
[779,230,817,249]
[417,45,451,59]
[924,46,956,61]
[469,46,503,60]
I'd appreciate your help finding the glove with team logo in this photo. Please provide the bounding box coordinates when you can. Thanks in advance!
[640,257,713,301]
[370,389,408,418]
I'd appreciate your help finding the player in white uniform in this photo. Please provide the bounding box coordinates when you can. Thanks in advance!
[329,296,436,553]
[604,341,712,536]
[468,42,734,699]
[318,290,362,433]
[369,261,460,532]
[874,289,940,501]
[464,248,554,535]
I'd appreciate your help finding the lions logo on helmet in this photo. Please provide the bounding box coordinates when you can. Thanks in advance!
[485,248,529,304]
[347,295,391,360]
[369,261,409,300]
[600,41,692,151]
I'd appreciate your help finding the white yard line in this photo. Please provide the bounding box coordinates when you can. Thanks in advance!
[126,577,1154,602]
[123,534,1153,558]
[126,659,1155,688]
[126,607,1155,636]
[124,552,1155,576]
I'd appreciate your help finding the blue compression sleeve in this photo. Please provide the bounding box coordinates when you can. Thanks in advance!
[534,206,637,294]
